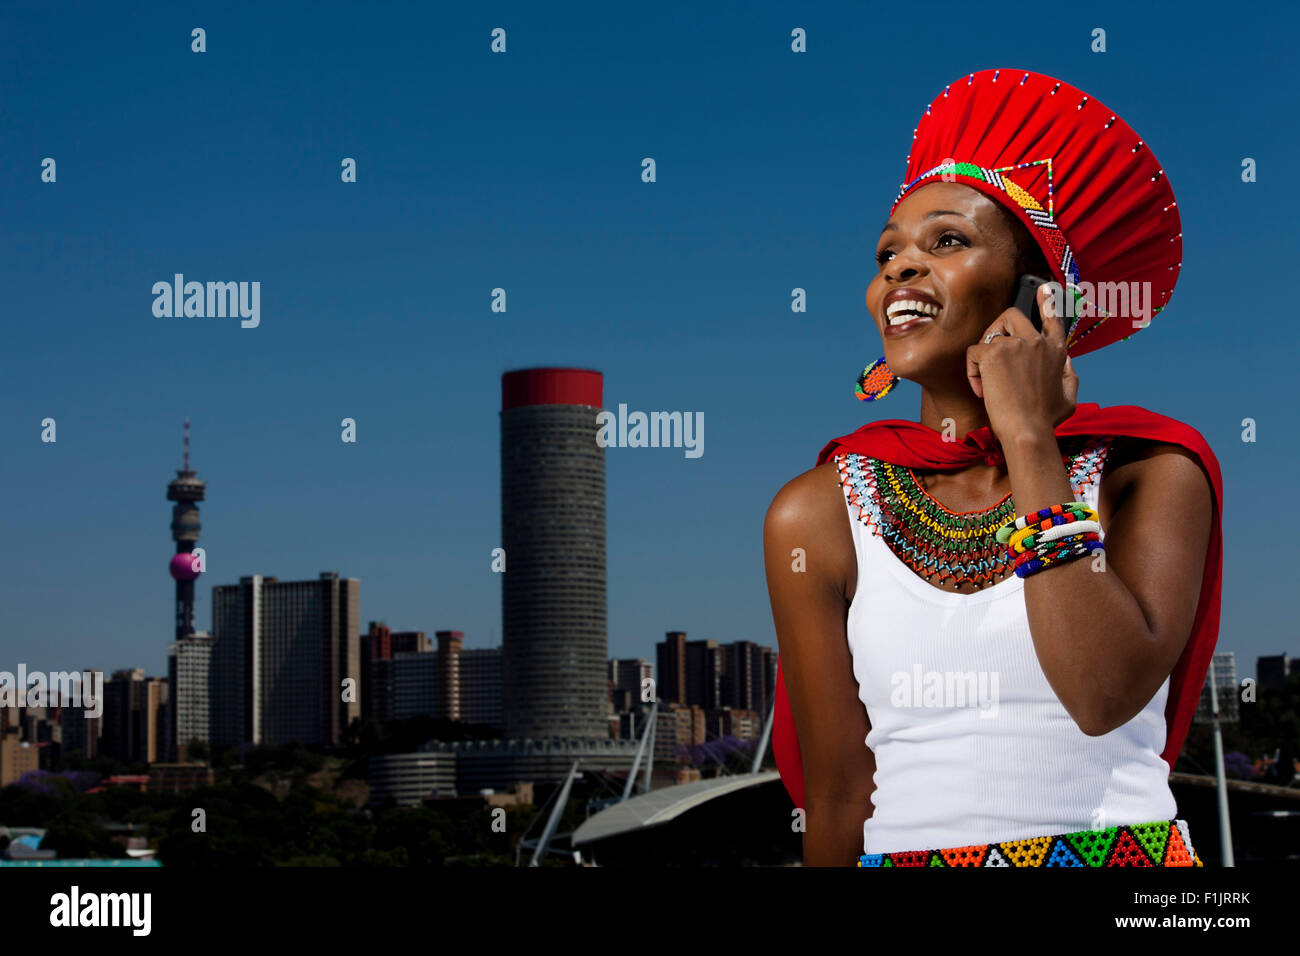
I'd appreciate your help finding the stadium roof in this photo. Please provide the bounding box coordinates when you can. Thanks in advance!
[572,771,781,846]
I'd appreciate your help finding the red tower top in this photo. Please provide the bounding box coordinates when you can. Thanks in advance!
[501,367,602,410]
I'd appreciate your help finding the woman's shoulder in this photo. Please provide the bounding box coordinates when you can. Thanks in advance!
[1097,435,1213,509]
[765,458,857,595]
[765,459,847,534]
[1100,435,1203,472]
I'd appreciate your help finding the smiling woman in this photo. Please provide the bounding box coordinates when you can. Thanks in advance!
[764,69,1223,868]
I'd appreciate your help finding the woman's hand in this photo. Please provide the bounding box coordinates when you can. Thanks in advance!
[965,281,1079,444]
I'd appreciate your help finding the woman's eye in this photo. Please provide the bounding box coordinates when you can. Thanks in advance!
[877,231,967,266]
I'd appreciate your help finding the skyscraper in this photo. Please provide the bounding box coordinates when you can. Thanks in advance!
[657,631,687,705]
[500,368,607,739]
[655,631,722,708]
[460,648,502,729]
[168,631,214,760]
[58,670,103,759]
[103,669,169,764]
[721,641,771,716]
[211,572,361,747]
[435,630,463,721]
[166,419,205,640]
[1258,653,1292,692]
[1195,651,1239,724]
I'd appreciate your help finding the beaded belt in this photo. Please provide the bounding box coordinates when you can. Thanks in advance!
[859,819,1203,867]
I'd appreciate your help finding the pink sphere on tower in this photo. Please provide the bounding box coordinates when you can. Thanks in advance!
[169,552,201,582]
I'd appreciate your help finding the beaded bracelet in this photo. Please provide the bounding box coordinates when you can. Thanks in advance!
[996,503,1097,544]
[1013,546,1097,574]
[1006,513,1092,552]
[1012,532,1100,568]
[1012,530,1097,564]
[1012,519,1102,553]
[997,500,1105,579]
[1014,539,1104,578]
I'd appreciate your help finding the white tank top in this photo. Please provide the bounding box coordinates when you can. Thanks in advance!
[836,437,1175,855]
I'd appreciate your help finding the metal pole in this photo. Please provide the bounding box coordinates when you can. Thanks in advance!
[1208,657,1235,866]
[752,696,775,774]
[642,713,656,793]
[621,700,657,801]
[530,760,580,867]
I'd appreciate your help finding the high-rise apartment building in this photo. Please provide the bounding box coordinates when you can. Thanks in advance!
[103,669,168,764]
[58,671,103,759]
[168,631,215,760]
[1196,651,1239,724]
[211,572,360,747]
[461,648,502,729]
[500,368,607,739]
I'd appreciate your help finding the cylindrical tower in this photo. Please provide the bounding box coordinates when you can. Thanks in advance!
[500,368,607,739]
[167,418,205,639]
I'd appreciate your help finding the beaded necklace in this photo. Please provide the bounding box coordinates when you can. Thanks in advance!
[873,460,1016,589]
[837,437,1111,592]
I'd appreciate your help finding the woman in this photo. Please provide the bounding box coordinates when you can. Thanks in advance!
[764,69,1224,867]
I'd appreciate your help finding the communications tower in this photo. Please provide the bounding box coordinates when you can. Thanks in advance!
[166,418,205,639]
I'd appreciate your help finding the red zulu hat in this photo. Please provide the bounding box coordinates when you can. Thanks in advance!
[891,68,1183,357]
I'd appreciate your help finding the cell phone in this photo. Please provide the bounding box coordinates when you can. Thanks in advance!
[1013,274,1046,332]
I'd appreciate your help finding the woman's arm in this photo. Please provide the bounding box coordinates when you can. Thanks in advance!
[764,461,876,866]
[1000,433,1214,736]
[969,284,1215,737]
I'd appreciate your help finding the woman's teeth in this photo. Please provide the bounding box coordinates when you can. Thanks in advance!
[886,300,941,325]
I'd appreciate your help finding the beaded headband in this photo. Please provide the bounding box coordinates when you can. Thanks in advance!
[896,158,1098,348]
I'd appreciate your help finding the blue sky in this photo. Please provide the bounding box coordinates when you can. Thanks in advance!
[1,1,1296,682]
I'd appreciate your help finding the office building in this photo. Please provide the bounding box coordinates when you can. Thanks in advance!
[58,672,103,759]
[211,572,360,747]
[434,630,462,720]
[721,642,771,717]
[103,669,168,764]
[656,632,723,708]
[1195,651,1239,723]
[461,648,502,729]
[0,729,39,787]
[167,631,214,760]
[657,631,687,705]
[609,658,653,710]
[1258,654,1292,692]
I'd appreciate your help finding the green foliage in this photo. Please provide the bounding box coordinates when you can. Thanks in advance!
[242,744,325,777]
[41,809,125,859]
[3,737,533,867]
[0,780,65,824]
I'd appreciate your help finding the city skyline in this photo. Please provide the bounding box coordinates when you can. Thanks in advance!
[3,407,1290,685]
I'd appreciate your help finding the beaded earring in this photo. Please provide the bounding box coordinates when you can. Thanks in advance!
[855,356,898,401]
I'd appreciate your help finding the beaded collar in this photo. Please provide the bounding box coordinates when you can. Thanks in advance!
[836,436,1112,592]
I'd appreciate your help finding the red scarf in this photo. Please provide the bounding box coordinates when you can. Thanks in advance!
[771,402,1224,810]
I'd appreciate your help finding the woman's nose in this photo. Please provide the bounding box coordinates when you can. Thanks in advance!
[888,260,926,282]
[886,246,928,282]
